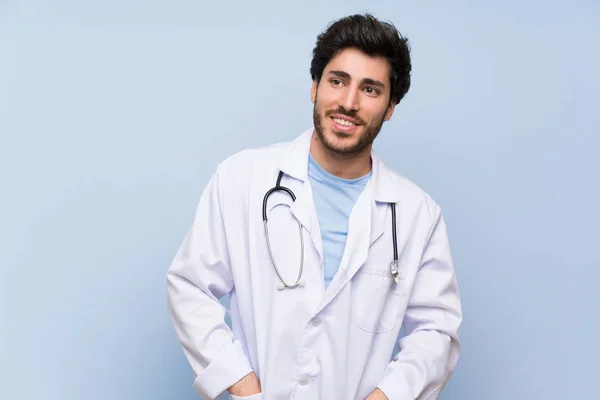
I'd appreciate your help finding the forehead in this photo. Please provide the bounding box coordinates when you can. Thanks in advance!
[324,47,391,85]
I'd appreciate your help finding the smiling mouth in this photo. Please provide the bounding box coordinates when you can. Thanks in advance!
[331,117,357,127]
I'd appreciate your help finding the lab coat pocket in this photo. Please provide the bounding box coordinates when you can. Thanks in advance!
[356,265,404,334]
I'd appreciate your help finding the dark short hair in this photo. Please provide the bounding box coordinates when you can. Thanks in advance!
[310,14,412,105]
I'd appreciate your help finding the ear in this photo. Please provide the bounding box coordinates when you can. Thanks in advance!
[384,101,397,121]
[311,80,318,104]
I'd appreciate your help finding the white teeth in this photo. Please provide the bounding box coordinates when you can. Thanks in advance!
[332,117,355,127]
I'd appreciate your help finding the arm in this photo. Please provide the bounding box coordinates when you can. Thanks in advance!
[377,205,462,400]
[166,164,260,399]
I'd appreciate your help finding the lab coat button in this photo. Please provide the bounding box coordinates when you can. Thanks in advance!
[311,316,321,327]
[298,375,310,386]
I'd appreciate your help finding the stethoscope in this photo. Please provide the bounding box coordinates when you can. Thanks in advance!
[263,170,401,290]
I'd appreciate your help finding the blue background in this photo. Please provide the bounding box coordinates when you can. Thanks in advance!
[1,1,599,399]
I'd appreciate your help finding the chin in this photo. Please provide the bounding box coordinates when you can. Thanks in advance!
[323,130,362,153]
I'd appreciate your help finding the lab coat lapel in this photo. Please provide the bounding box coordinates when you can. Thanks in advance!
[315,183,373,314]
[368,151,401,248]
[289,179,324,263]
[369,201,387,247]
[339,184,373,281]
[313,151,404,313]
[278,129,324,263]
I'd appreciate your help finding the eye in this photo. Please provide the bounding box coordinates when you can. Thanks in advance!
[363,86,380,95]
[330,79,343,86]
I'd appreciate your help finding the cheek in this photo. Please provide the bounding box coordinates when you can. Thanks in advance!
[315,100,330,118]
[315,89,338,110]
[365,104,389,122]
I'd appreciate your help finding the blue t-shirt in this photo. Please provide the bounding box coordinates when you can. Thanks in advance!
[307,154,372,288]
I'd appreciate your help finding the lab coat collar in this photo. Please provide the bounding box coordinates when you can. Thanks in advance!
[278,128,313,183]
[278,128,403,203]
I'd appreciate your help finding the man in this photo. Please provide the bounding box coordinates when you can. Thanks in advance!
[167,14,462,400]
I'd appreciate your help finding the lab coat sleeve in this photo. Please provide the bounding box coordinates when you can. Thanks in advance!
[166,164,254,400]
[377,205,462,400]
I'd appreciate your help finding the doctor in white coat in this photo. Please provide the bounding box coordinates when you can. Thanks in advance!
[167,13,462,400]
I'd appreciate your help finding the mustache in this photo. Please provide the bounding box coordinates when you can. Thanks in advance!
[325,107,365,125]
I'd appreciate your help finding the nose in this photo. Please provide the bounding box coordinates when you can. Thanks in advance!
[339,86,360,112]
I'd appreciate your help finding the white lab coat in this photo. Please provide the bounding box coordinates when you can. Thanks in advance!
[167,129,462,400]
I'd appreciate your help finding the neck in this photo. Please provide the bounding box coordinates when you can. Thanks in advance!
[309,131,372,179]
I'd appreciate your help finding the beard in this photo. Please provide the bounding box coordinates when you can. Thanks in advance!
[313,99,387,156]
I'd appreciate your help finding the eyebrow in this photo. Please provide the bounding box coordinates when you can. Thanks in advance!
[328,70,386,88]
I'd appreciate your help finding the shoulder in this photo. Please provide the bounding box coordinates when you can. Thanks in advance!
[378,159,441,220]
[213,138,292,186]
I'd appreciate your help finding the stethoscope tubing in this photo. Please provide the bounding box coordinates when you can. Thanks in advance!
[263,170,400,288]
